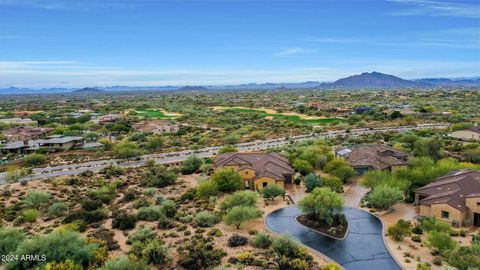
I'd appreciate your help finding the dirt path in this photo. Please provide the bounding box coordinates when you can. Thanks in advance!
[342,180,369,208]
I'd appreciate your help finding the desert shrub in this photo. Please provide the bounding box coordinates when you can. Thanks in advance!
[89,185,117,204]
[272,234,314,270]
[0,227,26,256]
[48,202,68,218]
[411,235,422,242]
[228,234,248,247]
[100,165,125,177]
[177,236,226,270]
[81,199,103,211]
[196,180,219,198]
[211,168,243,193]
[388,219,412,241]
[194,211,220,227]
[157,213,175,229]
[130,239,169,265]
[180,189,196,201]
[64,177,81,186]
[220,191,258,212]
[413,225,423,235]
[141,164,177,188]
[23,153,47,167]
[367,185,403,210]
[160,200,177,218]
[252,232,272,249]
[154,194,164,205]
[447,244,480,270]
[112,211,137,230]
[181,155,203,174]
[100,256,149,270]
[23,190,51,208]
[426,230,457,255]
[127,226,156,245]
[143,188,156,197]
[113,140,142,158]
[123,189,136,202]
[43,260,83,270]
[137,206,164,221]
[418,217,452,233]
[132,198,150,209]
[293,159,314,176]
[5,230,97,270]
[322,176,344,193]
[261,184,285,200]
[23,209,39,223]
[319,263,342,270]
[416,262,431,270]
[304,173,322,192]
[324,158,356,183]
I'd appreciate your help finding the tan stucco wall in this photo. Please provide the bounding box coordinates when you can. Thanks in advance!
[254,177,284,191]
[238,168,256,179]
[419,204,431,216]
[429,204,465,224]
[466,197,480,213]
[450,130,480,141]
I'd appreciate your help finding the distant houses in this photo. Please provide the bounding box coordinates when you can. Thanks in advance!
[0,135,100,156]
[2,126,53,142]
[213,152,295,190]
[415,169,480,227]
[131,120,180,135]
[335,144,410,175]
[450,126,480,141]
[0,118,37,126]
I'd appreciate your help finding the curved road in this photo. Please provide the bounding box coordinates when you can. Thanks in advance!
[0,123,447,184]
[265,206,402,270]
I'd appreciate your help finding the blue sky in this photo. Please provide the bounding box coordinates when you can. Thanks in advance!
[0,0,479,88]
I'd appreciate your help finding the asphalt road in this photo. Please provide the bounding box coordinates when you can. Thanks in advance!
[0,123,447,184]
[265,206,403,270]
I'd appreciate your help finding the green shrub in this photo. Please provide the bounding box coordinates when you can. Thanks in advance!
[0,227,26,256]
[5,230,98,270]
[224,206,262,229]
[261,184,285,200]
[23,190,51,208]
[387,219,412,241]
[89,185,117,204]
[48,201,68,217]
[322,176,343,193]
[177,236,226,270]
[129,239,169,265]
[127,225,156,244]
[196,180,219,198]
[194,211,220,227]
[160,200,177,218]
[367,185,403,210]
[304,173,322,192]
[23,153,47,167]
[272,234,314,270]
[252,232,272,249]
[228,234,248,247]
[23,209,39,223]
[211,168,243,193]
[112,211,137,230]
[426,230,457,255]
[100,256,148,270]
[143,188,156,197]
[220,191,258,212]
[182,155,203,174]
[137,206,164,221]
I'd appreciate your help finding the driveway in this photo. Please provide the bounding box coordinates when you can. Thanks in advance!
[265,206,402,270]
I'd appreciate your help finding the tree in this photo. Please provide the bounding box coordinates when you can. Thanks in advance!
[146,136,164,151]
[304,173,322,192]
[181,155,203,174]
[387,219,412,241]
[261,184,285,200]
[293,159,314,176]
[224,206,262,229]
[298,187,343,226]
[414,137,443,161]
[23,153,47,167]
[426,230,457,255]
[324,158,356,183]
[113,140,142,158]
[220,191,258,212]
[211,168,243,193]
[219,145,238,154]
[367,185,403,210]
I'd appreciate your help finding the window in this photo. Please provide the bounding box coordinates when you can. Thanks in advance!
[441,211,449,219]
[263,182,268,187]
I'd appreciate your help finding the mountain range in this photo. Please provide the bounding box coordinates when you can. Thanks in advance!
[1,72,479,94]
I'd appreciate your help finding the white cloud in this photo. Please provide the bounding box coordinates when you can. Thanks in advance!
[273,47,315,56]
[387,0,480,18]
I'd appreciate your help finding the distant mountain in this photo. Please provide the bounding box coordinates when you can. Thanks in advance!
[415,77,480,87]
[326,71,427,89]
[177,85,209,91]
[73,87,105,93]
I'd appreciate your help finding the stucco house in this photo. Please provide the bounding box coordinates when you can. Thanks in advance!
[131,120,180,135]
[335,144,410,175]
[415,170,480,227]
[213,152,295,191]
[450,126,480,141]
